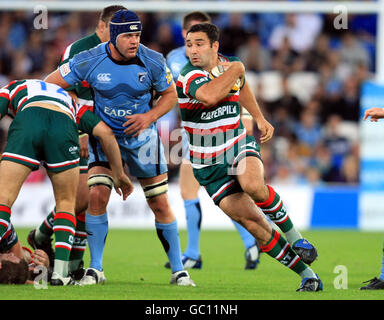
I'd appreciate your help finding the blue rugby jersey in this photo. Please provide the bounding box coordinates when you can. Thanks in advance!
[59,42,173,147]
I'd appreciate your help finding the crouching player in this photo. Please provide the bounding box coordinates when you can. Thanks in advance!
[0,79,134,285]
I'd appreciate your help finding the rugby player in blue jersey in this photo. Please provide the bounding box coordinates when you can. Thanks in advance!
[45,9,195,286]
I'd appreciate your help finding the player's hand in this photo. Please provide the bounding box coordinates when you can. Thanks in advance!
[79,134,89,158]
[113,174,134,200]
[256,117,274,143]
[123,113,154,137]
[363,107,384,122]
[32,249,49,268]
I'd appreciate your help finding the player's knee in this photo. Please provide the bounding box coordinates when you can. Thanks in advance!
[147,196,171,216]
[88,186,109,211]
[243,182,268,203]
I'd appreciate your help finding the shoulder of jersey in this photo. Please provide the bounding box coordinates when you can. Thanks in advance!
[71,42,107,64]
[69,34,100,56]
[166,46,185,61]
[179,60,195,76]
[138,44,166,67]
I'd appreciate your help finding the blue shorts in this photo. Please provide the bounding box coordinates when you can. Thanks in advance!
[88,129,168,179]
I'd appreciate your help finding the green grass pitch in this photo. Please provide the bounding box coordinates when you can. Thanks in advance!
[1,228,384,300]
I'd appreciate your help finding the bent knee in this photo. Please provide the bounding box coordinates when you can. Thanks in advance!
[88,186,110,211]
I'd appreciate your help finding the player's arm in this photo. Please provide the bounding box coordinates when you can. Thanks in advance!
[92,121,134,199]
[239,80,274,143]
[44,69,72,89]
[78,109,134,199]
[123,81,178,137]
[364,107,384,122]
[195,61,245,107]
[241,106,254,136]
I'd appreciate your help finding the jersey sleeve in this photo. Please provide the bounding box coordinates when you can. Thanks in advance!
[182,69,210,99]
[58,44,77,92]
[152,57,173,93]
[58,51,91,87]
[77,108,101,135]
[0,87,10,119]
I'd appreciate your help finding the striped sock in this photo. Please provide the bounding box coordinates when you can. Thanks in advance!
[260,229,309,276]
[256,185,302,245]
[35,208,56,244]
[69,213,87,273]
[0,204,11,241]
[53,212,76,277]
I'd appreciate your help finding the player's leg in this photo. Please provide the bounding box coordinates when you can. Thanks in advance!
[28,159,89,270]
[0,161,32,240]
[139,173,195,286]
[68,165,89,276]
[219,192,322,291]
[178,160,203,267]
[46,166,78,285]
[78,164,112,285]
[231,220,261,269]
[236,155,318,265]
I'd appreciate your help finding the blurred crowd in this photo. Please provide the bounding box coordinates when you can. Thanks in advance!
[0,9,373,186]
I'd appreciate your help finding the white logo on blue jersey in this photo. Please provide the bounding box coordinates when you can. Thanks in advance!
[138,72,147,83]
[97,73,111,83]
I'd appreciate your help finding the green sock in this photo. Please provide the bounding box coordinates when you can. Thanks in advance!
[0,204,11,240]
[69,215,87,273]
[256,185,302,245]
[35,208,56,244]
[260,229,308,276]
[53,212,76,277]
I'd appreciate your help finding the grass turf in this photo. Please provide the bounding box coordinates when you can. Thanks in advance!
[1,228,384,301]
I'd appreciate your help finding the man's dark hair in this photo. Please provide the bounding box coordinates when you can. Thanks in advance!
[187,23,220,46]
[182,11,211,30]
[0,260,29,284]
[100,5,127,23]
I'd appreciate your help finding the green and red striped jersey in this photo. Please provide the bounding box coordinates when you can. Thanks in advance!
[0,79,100,134]
[177,55,246,168]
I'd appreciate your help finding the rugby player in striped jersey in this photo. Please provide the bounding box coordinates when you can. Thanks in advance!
[0,79,133,285]
[177,23,322,291]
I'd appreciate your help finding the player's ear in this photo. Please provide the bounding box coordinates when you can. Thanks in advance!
[97,19,106,32]
[212,41,219,53]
